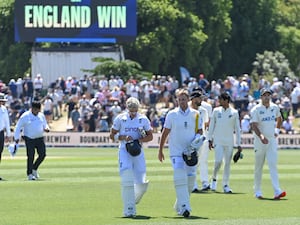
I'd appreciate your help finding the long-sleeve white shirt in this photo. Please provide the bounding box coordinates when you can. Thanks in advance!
[0,105,11,136]
[207,106,241,146]
[14,110,49,140]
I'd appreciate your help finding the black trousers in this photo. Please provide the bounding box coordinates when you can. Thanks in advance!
[24,136,46,175]
[0,130,4,161]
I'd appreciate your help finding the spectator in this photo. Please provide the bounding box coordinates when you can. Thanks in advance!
[8,79,17,98]
[43,95,53,124]
[198,74,209,92]
[282,117,294,134]
[241,114,251,133]
[23,74,34,99]
[109,101,122,122]
[70,105,80,131]
[33,74,43,94]
[279,96,292,121]
[65,96,76,125]
[290,85,300,117]
[16,78,23,98]
[98,115,109,132]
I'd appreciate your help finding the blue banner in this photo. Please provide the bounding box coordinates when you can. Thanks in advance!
[179,66,191,84]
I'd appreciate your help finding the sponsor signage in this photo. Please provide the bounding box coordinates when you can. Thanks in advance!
[15,133,300,149]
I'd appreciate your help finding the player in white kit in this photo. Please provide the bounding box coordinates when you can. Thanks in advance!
[193,88,212,193]
[158,89,203,217]
[188,90,212,192]
[109,97,153,217]
[250,88,286,200]
[207,92,242,193]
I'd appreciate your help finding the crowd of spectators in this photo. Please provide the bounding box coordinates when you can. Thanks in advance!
[0,72,300,134]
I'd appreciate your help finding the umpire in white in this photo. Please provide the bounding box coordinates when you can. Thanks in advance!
[109,97,153,217]
[14,101,50,180]
[0,93,11,180]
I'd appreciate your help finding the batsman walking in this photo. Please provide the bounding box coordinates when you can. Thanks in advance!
[158,89,203,217]
[109,97,153,217]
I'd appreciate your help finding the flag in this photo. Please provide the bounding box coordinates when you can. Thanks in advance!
[179,66,190,84]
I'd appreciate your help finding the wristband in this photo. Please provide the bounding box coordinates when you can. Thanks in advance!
[114,133,119,141]
[275,128,280,135]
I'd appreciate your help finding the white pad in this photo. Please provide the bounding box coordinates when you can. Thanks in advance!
[113,133,119,142]
[173,169,190,215]
[121,170,136,216]
[135,180,149,204]
[188,174,196,194]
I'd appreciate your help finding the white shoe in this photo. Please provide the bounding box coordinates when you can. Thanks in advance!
[211,179,217,191]
[28,174,36,181]
[223,185,232,193]
[200,183,211,191]
[32,170,39,179]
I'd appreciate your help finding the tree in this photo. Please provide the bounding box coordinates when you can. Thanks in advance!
[82,57,151,81]
[252,50,295,80]
[217,0,280,77]
[0,1,31,82]
[276,0,300,74]
[124,0,207,77]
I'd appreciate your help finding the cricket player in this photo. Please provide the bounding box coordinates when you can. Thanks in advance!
[109,97,153,217]
[207,92,242,193]
[250,88,286,199]
[158,89,203,217]
[189,90,211,192]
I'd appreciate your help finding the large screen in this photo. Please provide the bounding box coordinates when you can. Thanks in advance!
[14,0,136,43]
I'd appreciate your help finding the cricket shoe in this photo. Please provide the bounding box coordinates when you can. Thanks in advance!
[182,210,190,218]
[223,185,232,193]
[32,170,39,179]
[191,188,200,193]
[255,191,263,199]
[28,174,36,181]
[200,184,210,192]
[211,179,217,191]
[274,191,286,200]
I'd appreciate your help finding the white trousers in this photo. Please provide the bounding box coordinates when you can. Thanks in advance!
[212,144,233,187]
[254,138,282,196]
[199,140,210,186]
[171,156,196,214]
[119,148,146,184]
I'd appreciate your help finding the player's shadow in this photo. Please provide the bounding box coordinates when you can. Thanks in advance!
[119,215,152,220]
[212,191,246,195]
[258,197,288,201]
[164,215,209,220]
[193,190,246,195]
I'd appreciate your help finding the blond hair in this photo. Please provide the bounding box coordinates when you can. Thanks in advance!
[126,97,140,109]
[175,88,189,98]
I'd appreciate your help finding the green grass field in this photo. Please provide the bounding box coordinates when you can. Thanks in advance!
[0,147,299,225]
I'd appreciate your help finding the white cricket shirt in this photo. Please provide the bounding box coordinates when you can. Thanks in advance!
[250,102,281,140]
[14,111,49,140]
[207,106,241,146]
[112,112,152,150]
[164,107,201,157]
